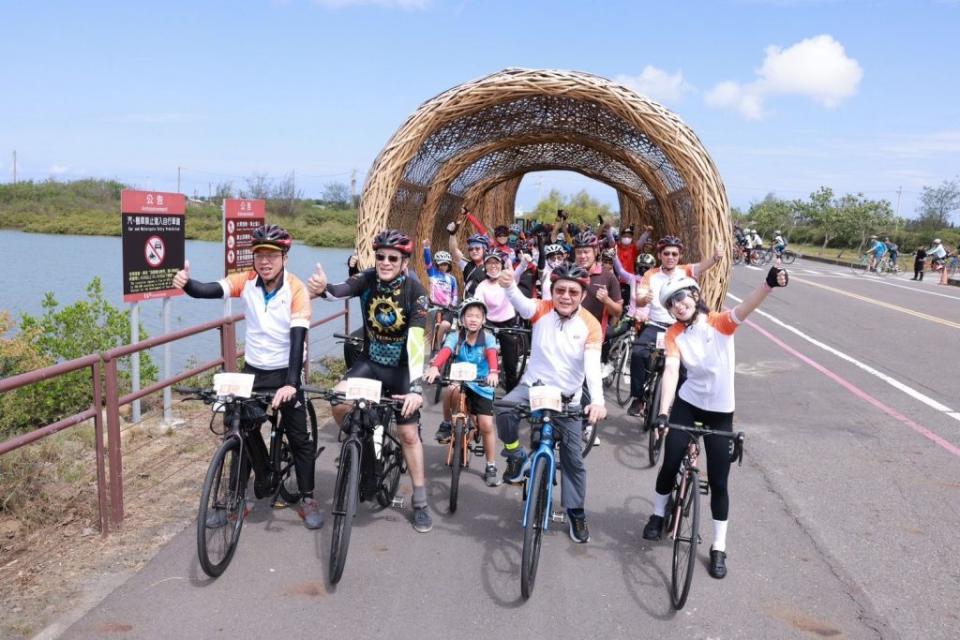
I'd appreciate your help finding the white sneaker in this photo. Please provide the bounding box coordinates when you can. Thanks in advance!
[601,363,614,378]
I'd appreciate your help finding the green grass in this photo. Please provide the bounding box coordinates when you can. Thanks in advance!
[0,179,357,248]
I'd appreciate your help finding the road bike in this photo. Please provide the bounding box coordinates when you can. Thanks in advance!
[660,421,744,610]
[637,339,668,466]
[178,374,321,578]
[607,326,635,408]
[495,386,585,599]
[851,253,899,277]
[750,246,797,266]
[304,382,406,584]
[435,362,490,513]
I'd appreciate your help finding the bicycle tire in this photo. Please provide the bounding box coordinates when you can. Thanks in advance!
[449,418,465,513]
[197,437,247,578]
[614,339,632,407]
[647,381,663,467]
[603,341,620,390]
[375,436,404,508]
[329,440,360,584]
[670,473,700,610]
[749,249,764,266]
[521,456,550,599]
[780,250,797,265]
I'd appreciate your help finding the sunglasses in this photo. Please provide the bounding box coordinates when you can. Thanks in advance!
[553,286,582,297]
[661,251,680,257]
[375,253,401,264]
[468,245,485,251]
[666,289,695,308]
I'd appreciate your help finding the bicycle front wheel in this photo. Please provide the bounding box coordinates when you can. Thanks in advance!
[646,380,663,466]
[329,441,360,584]
[521,456,550,599]
[449,418,465,513]
[197,437,247,578]
[670,473,700,610]
[614,340,632,408]
[780,250,797,265]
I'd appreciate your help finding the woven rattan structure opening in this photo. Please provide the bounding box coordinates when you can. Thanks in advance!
[356,68,731,307]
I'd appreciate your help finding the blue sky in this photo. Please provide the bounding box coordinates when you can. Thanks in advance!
[2,0,958,218]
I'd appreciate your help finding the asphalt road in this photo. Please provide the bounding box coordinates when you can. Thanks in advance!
[60,259,960,640]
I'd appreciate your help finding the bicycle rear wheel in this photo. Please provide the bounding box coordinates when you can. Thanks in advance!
[197,437,247,578]
[780,250,797,265]
[614,340,632,408]
[670,473,700,610]
[646,380,663,466]
[329,441,360,584]
[448,418,465,513]
[581,418,599,458]
[521,456,550,599]
[749,249,764,266]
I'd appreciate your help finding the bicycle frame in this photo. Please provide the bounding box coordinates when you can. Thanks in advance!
[522,417,559,530]
[444,380,480,468]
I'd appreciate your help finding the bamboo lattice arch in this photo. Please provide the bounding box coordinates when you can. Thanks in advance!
[356,67,731,307]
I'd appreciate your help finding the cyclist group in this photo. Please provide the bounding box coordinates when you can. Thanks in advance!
[174,209,789,580]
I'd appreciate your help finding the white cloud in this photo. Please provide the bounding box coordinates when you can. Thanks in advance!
[312,0,429,8]
[705,34,863,120]
[49,164,69,175]
[615,66,694,105]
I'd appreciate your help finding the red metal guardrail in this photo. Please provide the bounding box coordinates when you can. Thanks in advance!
[0,300,349,536]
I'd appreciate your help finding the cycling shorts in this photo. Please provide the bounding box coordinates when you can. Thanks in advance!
[344,354,420,425]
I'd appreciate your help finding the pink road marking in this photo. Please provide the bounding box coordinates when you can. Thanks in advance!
[744,318,960,459]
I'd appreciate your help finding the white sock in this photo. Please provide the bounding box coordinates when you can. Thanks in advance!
[653,491,670,517]
[712,519,728,552]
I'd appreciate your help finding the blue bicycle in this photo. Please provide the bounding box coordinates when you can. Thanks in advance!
[496,388,583,599]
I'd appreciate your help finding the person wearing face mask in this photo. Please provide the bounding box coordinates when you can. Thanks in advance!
[536,243,567,300]
[474,250,522,392]
[641,264,788,580]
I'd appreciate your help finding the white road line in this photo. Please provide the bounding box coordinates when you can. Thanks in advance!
[746,265,762,271]
[802,269,820,275]
[727,292,960,423]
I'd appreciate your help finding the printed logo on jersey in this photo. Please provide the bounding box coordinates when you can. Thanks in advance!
[369,295,406,333]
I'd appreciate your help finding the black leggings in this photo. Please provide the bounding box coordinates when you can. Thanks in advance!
[489,319,522,392]
[655,397,734,520]
[244,364,314,497]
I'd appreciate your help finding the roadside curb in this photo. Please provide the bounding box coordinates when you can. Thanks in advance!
[793,253,960,288]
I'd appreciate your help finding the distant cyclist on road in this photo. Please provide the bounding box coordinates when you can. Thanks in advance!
[423,239,458,349]
[641,262,789,580]
[172,224,323,530]
[865,235,887,272]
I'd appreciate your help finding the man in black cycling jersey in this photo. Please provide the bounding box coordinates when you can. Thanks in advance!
[172,224,323,530]
[308,229,433,533]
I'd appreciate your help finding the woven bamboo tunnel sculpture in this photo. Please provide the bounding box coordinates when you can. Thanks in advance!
[355,68,731,308]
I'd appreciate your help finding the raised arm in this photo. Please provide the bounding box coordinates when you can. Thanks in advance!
[732,264,788,321]
[694,241,725,277]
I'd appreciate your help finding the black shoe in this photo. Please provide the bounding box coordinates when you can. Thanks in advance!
[709,548,727,579]
[567,510,590,543]
[434,421,452,444]
[628,398,645,417]
[642,514,664,540]
[501,449,528,485]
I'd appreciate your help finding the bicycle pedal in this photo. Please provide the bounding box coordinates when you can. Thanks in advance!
[550,511,566,523]
[272,500,289,510]
[391,497,405,509]
[699,482,710,495]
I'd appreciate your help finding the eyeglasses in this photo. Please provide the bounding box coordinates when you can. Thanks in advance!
[553,286,582,297]
[253,251,283,262]
[666,289,694,308]
[660,251,680,257]
[375,253,401,264]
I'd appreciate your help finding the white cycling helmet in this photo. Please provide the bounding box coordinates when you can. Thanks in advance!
[659,276,701,309]
[544,243,565,258]
[458,297,487,319]
[933,238,942,244]
[433,250,452,265]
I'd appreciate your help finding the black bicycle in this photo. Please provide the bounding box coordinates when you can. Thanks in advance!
[635,339,667,466]
[607,327,635,408]
[486,323,531,391]
[177,384,320,578]
[661,422,744,609]
[303,386,407,584]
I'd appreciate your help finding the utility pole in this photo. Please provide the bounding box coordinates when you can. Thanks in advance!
[177,166,182,193]
[351,169,357,208]
[895,186,902,234]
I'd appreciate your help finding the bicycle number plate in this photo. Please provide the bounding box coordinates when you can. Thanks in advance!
[449,362,478,381]
[656,332,666,350]
[344,377,382,403]
[213,373,255,398]
[528,385,562,412]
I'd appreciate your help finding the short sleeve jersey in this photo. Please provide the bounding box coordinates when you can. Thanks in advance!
[664,310,740,413]
[521,300,603,398]
[333,269,428,367]
[639,264,697,325]
[581,263,623,331]
[441,329,499,399]
[219,271,311,370]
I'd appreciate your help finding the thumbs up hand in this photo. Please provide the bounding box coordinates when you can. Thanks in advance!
[173,259,191,289]
[766,258,788,288]
[498,261,515,288]
[308,262,328,298]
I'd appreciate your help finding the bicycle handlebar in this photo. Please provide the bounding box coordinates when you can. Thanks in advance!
[436,377,490,387]
[333,333,364,345]
[484,324,531,335]
[493,400,584,421]
[663,423,746,466]
[301,385,407,409]
[173,386,273,405]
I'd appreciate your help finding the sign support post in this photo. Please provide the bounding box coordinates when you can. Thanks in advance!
[130,302,141,423]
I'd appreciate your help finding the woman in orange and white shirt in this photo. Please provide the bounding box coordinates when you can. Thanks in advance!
[641,264,788,580]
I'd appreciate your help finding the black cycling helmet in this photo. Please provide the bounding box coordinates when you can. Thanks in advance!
[656,235,684,253]
[621,224,635,236]
[372,228,414,256]
[550,262,590,289]
[636,253,656,270]
[251,224,293,253]
[601,248,616,262]
[573,230,599,249]
[466,233,490,249]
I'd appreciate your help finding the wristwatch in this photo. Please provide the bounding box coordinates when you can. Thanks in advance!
[409,383,424,395]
